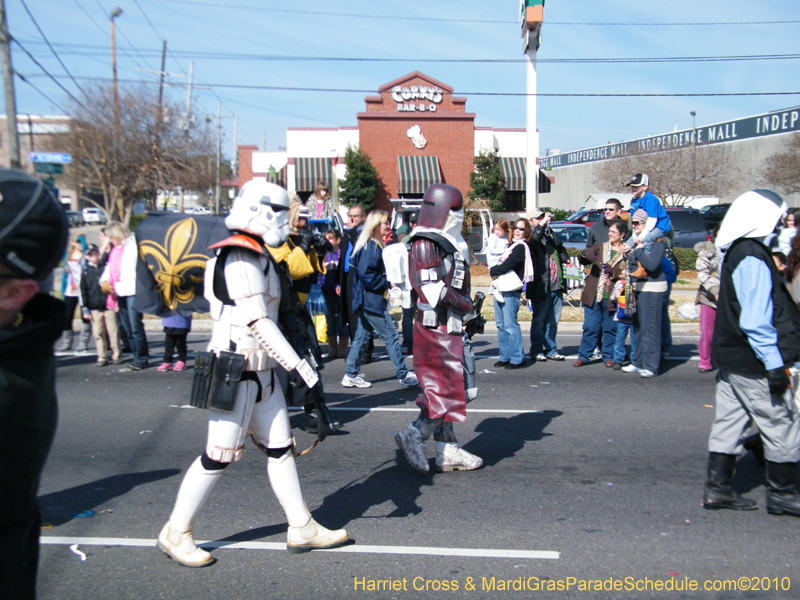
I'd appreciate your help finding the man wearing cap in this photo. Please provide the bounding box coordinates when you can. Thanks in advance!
[626,173,671,252]
[0,169,68,598]
[527,209,569,362]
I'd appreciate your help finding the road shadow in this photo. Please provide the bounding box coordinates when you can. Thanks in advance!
[39,469,180,525]
[465,410,562,468]
[307,456,435,529]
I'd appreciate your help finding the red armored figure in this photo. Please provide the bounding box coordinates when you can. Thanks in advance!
[394,184,482,473]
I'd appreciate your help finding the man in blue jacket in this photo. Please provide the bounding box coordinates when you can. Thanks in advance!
[703,189,800,516]
[627,173,672,252]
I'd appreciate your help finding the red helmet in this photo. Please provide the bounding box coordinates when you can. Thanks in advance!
[417,184,463,230]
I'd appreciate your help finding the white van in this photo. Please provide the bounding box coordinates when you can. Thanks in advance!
[81,207,106,224]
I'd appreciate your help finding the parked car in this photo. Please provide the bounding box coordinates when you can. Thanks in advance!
[81,207,106,224]
[65,210,84,228]
[186,206,213,215]
[562,209,604,227]
[665,208,709,249]
[549,222,588,251]
[699,203,730,232]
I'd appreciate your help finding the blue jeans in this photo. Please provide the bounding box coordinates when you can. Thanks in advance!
[346,310,408,380]
[661,282,672,354]
[578,299,617,362]
[118,296,149,366]
[529,290,563,358]
[494,291,524,365]
[614,318,636,363]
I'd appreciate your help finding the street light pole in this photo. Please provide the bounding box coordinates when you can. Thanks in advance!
[690,110,697,183]
[110,7,123,156]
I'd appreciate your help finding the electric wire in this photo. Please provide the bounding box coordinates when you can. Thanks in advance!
[15,72,69,114]
[11,40,91,112]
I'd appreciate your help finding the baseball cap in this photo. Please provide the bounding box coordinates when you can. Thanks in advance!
[298,205,310,218]
[0,169,68,281]
[85,244,100,254]
[626,173,649,187]
[527,208,545,220]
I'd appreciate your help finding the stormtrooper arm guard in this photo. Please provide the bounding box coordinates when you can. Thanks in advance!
[248,318,318,388]
[223,248,318,388]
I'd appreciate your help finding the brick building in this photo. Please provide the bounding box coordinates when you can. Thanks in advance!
[237,72,532,214]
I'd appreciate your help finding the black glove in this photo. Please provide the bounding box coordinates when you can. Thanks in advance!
[297,227,314,253]
[767,367,791,396]
[312,231,333,258]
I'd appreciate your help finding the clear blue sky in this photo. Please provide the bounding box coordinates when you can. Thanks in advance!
[6,0,800,160]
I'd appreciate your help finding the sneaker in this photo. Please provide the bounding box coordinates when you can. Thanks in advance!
[435,442,483,472]
[400,372,419,389]
[613,362,622,370]
[97,360,108,367]
[157,362,172,373]
[395,424,429,472]
[342,374,371,388]
[535,353,548,362]
[129,362,146,371]
[591,348,602,359]
[547,353,566,361]
[621,364,640,373]
[640,369,656,378]
[172,360,186,372]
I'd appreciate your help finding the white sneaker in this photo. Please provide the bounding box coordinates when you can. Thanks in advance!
[157,522,216,568]
[399,371,419,389]
[591,348,602,359]
[548,353,566,361]
[342,374,371,388]
[286,517,349,554]
[621,364,640,373]
[535,353,548,362]
[640,369,656,378]
[435,442,483,472]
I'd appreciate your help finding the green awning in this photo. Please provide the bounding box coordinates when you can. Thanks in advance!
[294,157,332,192]
[397,155,442,195]
[500,157,526,191]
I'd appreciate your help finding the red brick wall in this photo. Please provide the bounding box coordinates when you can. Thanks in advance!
[237,145,258,188]
[357,73,475,212]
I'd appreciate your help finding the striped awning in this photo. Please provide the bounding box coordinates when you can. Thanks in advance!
[500,157,526,191]
[263,166,286,188]
[294,157,332,192]
[397,155,441,195]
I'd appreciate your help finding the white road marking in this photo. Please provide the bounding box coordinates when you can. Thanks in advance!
[40,536,559,560]
[288,407,543,414]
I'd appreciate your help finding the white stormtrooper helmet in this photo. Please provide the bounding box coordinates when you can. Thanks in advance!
[225,180,290,248]
[716,189,787,252]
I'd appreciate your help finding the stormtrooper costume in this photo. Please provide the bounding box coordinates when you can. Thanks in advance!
[394,184,482,473]
[703,189,800,516]
[158,181,348,567]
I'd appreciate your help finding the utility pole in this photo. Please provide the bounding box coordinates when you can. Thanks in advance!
[0,0,20,169]
[180,60,193,213]
[690,110,697,184]
[232,115,237,182]
[521,0,545,214]
[215,101,221,215]
[110,8,123,158]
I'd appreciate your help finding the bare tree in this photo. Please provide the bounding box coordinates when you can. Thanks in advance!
[64,83,215,223]
[593,144,738,206]
[760,132,800,195]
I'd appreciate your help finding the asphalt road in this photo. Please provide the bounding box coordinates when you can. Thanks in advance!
[37,330,800,599]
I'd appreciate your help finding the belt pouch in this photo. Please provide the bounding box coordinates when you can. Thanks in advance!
[190,351,216,409]
[209,351,246,413]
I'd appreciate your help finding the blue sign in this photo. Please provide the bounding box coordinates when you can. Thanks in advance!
[28,152,71,164]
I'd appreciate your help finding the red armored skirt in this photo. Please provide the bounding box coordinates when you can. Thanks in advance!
[413,321,466,422]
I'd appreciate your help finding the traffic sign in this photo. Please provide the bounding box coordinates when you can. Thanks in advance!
[34,162,63,175]
[28,152,71,164]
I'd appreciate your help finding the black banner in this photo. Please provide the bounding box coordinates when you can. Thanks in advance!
[134,213,228,316]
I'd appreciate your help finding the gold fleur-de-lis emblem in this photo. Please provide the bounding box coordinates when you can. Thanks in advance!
[139,218,210,310]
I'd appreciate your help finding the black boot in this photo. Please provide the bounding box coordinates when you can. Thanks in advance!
[305,403,341,438]
[766,462,800,517]
[703,452,758,511]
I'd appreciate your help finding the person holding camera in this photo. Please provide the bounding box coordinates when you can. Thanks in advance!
[526,209,569,362]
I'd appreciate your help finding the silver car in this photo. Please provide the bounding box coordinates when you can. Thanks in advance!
[549,222,588,250]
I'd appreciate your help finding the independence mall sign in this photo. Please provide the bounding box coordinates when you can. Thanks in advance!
[540,107,800,170]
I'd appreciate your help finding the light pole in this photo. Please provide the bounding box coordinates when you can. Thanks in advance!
[521,1,545,214]
[110,7,123,155]
[690,110,697,183]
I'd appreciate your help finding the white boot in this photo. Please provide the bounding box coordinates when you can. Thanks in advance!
[395,423,429,473]
[157,456,224,567]
[435,442,483,472]
[267,448,349,553]
[74,322,92,353]
[55,330,74,353]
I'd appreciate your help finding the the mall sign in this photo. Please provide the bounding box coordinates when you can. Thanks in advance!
[540,107,800,169]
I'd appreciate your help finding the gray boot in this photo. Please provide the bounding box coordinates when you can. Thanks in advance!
[74,322,93,353]
[55,330,74,353]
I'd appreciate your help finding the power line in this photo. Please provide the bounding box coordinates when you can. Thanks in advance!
[19,73,800,98]
[11,40,90,112]
[15,72,69,114]
[13,40,800,65]
[151,0,800,26]
[17,0,90,100]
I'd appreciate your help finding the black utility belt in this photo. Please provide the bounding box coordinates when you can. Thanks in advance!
[190,351,260,413]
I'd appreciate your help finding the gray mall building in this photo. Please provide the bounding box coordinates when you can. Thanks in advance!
[537,106,800,211]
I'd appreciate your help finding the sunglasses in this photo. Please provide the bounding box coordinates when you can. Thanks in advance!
[514,226,527,231]
[604,208,618,212]
[632,221,644,225]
